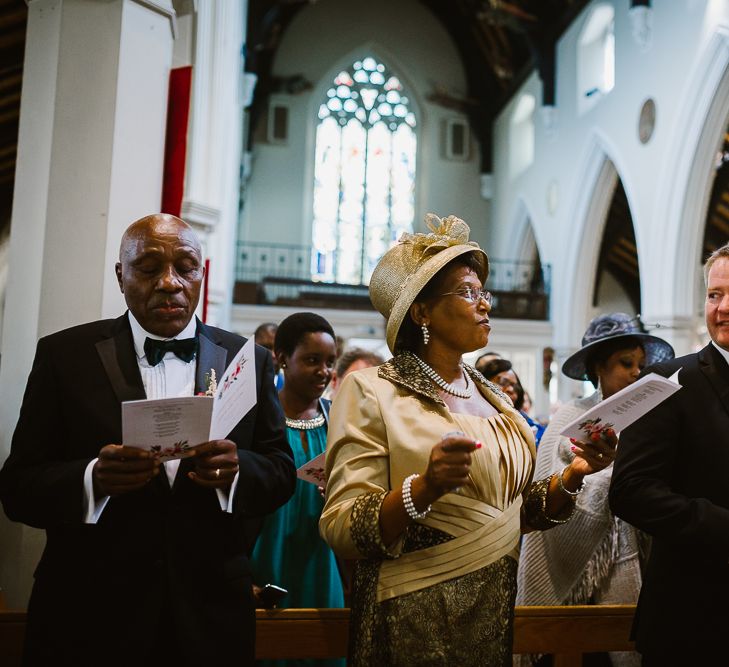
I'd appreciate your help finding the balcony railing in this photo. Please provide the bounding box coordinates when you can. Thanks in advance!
[234,241,550,319]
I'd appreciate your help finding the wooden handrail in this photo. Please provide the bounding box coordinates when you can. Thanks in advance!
[513,605,635,667]
[0,605,635,665]
[254,605,635,661]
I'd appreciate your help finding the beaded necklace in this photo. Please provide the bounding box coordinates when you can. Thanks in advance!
[413,355,473,399]
[285,413,326,430]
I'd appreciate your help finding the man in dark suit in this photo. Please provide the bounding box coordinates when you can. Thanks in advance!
[0,214,296,666]
[609,243,729,665]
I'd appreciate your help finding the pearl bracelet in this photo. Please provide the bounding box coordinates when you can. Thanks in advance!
[402,473,431,520]
[556,467,585,497]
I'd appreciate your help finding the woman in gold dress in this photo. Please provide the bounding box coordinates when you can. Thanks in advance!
[319,214,616,667]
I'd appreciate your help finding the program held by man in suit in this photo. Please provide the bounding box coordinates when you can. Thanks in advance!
[0,214,296,666]
[609,242,729,665]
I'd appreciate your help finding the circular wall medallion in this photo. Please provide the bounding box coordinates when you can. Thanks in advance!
[638,98,656,144]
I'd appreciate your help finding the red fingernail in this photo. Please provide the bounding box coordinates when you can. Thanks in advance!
[570,445,577,452]
[474,441,482,449]
[569,438,577,444]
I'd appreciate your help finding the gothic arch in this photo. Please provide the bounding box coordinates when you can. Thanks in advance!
[307,43,424,127]
[559,137,620,347]
[656,27,729,321]
[507,197,541,265]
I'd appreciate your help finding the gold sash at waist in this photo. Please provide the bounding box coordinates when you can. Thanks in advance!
[376,494,522,602]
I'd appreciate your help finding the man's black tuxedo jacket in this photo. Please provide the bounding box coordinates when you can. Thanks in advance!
[609,343,729,660]
[0,314,296,667]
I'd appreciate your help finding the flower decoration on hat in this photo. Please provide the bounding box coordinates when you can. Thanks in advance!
[369,211,488,353]
[584,317,628,345]
[399,213,478,261]
[561,312,675,381]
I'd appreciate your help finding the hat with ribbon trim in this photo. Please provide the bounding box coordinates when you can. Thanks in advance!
[369,213,488,353]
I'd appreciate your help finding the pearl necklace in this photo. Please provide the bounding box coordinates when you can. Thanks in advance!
[413,355,473,399]
[285,413,326,430]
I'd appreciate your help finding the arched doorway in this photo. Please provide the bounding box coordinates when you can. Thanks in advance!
[593,179,640,316]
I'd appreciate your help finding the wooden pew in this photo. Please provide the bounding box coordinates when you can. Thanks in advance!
[255,605,635,664]
[0,605,635,666]
[0,611,24,667]
[513,605,635,667]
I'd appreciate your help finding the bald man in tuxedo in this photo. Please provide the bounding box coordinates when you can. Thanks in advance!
[0,214,296,666]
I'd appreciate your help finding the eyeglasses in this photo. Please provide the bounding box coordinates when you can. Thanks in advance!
[438,286,493,305]
[494,377,518,390]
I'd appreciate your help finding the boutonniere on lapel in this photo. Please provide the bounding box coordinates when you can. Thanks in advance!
[217,358,247,399]
[197,369,218,397]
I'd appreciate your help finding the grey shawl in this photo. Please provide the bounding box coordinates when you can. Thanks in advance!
[516,392,645,606]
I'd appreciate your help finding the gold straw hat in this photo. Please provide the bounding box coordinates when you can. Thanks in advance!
[369,213,488,353]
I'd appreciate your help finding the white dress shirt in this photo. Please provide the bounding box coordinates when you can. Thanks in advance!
[83,313,238,522]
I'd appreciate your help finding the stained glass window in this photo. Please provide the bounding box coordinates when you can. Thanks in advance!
[312,56,417,284]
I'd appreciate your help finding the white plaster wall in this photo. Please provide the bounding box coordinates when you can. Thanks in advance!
[593,270,633,317]
[0,0,176,609]
[491,1,729,377]
[240,0,490,251]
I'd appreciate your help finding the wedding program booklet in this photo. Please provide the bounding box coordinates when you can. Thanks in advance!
[122,338,257,460]
[560,370,682,441]
[297,451,327,486]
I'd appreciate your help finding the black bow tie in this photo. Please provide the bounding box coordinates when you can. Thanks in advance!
[143,336,197,366]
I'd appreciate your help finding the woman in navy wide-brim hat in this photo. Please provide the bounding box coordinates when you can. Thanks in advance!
[517,313,674,667]
[561,312,675,383]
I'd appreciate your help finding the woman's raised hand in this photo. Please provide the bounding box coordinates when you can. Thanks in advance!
[423,433,482,499]
[568,428,618,476]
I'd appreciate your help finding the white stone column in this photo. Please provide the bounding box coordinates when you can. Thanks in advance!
[553,345,585,404]
[0,0,176,608]
[181,0,246,330]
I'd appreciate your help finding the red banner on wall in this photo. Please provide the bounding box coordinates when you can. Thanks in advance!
[161,66,192,217]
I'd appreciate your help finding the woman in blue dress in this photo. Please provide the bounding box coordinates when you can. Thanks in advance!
[251,312,345,665]
[479,357,546,446]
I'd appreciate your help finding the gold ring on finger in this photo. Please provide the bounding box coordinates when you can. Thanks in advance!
[597,453,604,460]
[215,468,221,479]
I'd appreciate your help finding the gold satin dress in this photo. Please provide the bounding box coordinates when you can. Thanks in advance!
[320,355,570,667]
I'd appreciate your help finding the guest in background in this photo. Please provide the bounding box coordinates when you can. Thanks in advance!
[320,214,614,667]
[479,358,520,403]
[516,313,674,667]
[521,390,534,415]
[324,346,386,596]
[250,312,345,665]
[479,357,546,445]
[255,322,284,390]
[474,350,501,374]
[328,347,385,399]
[335,334,345,359]
[254,322,278,353]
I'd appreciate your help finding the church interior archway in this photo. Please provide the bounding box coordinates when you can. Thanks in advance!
[592,178,640,315]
